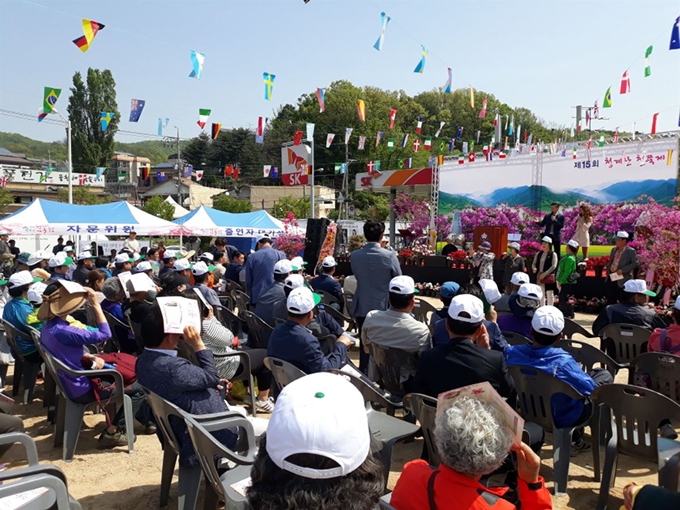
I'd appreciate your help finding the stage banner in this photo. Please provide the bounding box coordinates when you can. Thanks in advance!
[280,144,311,186]
[439,138,678,214]
[354,167,433,192]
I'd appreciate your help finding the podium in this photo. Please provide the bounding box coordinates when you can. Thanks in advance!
[473,226,508,258]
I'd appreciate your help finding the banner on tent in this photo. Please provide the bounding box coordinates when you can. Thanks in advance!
[0,167,106,187]
[177,226,281,238]
[280,144,311,186]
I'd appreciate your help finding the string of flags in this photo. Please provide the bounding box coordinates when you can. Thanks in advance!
[157,118,170,136]
[413,46,427,73]
[211,123,222,140]
[373,12,390,51]
[263,73,275,101]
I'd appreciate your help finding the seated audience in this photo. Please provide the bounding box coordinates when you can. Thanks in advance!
[95,256,112,278]
[101,277,126,322]
[430,281,460,329]
[3,270,42,362]
[310,256,343,305]
[86,269,107,303]
[648,296,680,354]
[290,256,307,275]
[592,279,666,336]
[479,278,503,320]
[158,250,177,277]
[247,372,384,510]
[192,261,220,307]
[267,287,352,373]
[195,252,215,288]
[391,396,551,510]
[172,258,192,286]
[253,259,292,326]
[497,284,543,339]
[72,251,96,285]
[112,252,133,277]
[496,272,530,313]
[47,252,73,281]
[623,482,680,510]
[223,250,244,283]
[123,273,155,324]
[212,250,228,282]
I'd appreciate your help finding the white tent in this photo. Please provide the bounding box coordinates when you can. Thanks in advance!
[164,195,189,219]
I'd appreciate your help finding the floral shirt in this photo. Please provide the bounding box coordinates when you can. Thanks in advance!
[471,251,495,280]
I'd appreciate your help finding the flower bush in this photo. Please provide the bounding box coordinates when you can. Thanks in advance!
[392,194,452,240]
[348,235,366,253]
[273,212,306,258]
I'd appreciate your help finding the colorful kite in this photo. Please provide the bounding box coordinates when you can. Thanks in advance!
[373,12,391,51]
[197,109,211,130]
[316,88,325,112]
[211,123,222,140]
[129,99,145,122]
[671,16,680,50]
[620,70,631,94]
[100,112,115,131]
[357,99,366,121]
[256,116,266,143]
[73,19,105,52]
[413,46,427,73]
[189,51,205,79]
[444,68,452,94]
[43,87,61,114]
[603,87,612,107]
[263,72,275,100]
[644,46,653,77]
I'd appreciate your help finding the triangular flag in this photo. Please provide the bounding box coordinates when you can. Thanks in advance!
[603,87,612,108]
[100,112,114,131]
[413,46,427,73]
[197,108,211,129]
[189,50,205,79]
[72,19,105,53]
[670,16,680,50]
[326,133,335,148]
[344,127,353,145]
[644,45,653,77]
[373,12,391,51]
[620,70,631,94]
[211,123,221,140]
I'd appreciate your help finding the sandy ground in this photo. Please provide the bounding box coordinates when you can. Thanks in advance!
[1,300,669,510]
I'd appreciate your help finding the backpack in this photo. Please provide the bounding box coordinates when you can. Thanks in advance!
[659,329,680,355]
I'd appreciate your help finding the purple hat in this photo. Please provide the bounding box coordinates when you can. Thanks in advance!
[478,241,492,250]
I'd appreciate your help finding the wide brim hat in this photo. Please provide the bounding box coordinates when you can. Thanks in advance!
[37,284,87,321]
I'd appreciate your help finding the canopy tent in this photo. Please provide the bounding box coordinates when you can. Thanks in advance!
[173,206,284,238]
[0,199,181,236]
[164,195,189,219]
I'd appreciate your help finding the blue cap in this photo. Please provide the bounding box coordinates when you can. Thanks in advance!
[440,281,460,299]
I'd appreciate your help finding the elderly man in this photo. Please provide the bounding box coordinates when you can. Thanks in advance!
[605,230,638,305]
[309,256,343,305]
[538,202,565,257]
[497,284,543,339]
[245,236,286,306]
[72,251,97,285]
[593,279,666,337]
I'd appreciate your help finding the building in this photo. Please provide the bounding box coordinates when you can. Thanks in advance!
[140,177,223,209]
[108,152,152,184]
[229,184,336,218]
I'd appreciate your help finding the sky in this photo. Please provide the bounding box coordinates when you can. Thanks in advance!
[1,0,679,145]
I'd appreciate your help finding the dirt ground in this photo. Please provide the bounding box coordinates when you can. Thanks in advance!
[1,303,668,510]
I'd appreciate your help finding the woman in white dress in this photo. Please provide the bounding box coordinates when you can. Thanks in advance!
[573,203,594,260]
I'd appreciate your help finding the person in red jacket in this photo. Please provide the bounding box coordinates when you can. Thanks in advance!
[391,396,552,510]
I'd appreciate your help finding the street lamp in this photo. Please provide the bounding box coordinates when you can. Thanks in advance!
[50,108,73,204]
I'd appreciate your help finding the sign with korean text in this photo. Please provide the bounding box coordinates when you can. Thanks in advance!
[0,166,106,187]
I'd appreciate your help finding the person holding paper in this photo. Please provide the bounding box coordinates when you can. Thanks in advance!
[605,231,638,305]
[592,280,666,337]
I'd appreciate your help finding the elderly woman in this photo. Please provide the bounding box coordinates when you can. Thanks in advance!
[531,236,558,306]
[391,396,552,510]
[503,242,526,294]
[469,241,495,282]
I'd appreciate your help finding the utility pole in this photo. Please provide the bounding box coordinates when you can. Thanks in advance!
[343,142,349,219]
[309,137,315,219]
[174,126,181,206]
[51,108,73,203]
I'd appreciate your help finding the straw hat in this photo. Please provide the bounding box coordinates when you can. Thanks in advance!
[31,268,51,281]
[38,281,88,321]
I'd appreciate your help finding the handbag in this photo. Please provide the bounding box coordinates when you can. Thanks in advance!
[82,352,138,427]
[542,274,555,285]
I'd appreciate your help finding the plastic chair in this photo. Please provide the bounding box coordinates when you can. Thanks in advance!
[628,352,680,404]
[379,493,396,510]
[273,317,286,327]
[328,368,404,416]
[264,357,306,391]
[242,311,273,349]
[27,326,57,419]
[213,351,257,417]
[124,313,145,356]
[0,432,82,509]
[344,291,356,321]
[590,384,680,509]
[317,289,342,308]
[320,303,353,329]
[184,414,256,510]
[563,318,597,339]
[502,330,533,346]
[403,393,440,466]
[225,279,244,295]
[102,310,133,354]
[1,318,40,404]
[508,365,587,495]
[600,323,651,365]
[40,348,135,461]
[413,298,437,325]
[557,339,625,379]
[215,306,244,338]
[368,343,418,398]
[232,290,250,319]
[218,295,234,312]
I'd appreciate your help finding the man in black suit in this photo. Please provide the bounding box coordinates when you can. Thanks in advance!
[537,202,565,257]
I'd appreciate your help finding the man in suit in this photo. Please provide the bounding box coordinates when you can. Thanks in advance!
[605,230,638,305]
[537,202,565,257]
[349,220,401,372]
[309,256,343,306]
[245,236,286,306]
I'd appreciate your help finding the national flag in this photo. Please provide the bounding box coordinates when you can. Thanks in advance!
[264,165,271,177]
[72,19,105,53]
[345,127,353,145]
[448,139,454,151]
[401,134,409,148]
[469,86,475,109]
[43,87,61,114]
[444,68,452,94]
[232,168,240,180]
[603,87,612,108]
[585,109,590,126]
[316,88,326,112]
[614,128,619,144]
[129,99,145,122]
[389,108,397,129]
[357,99,366,121]
[326,133,335,148]
[334,163,347,175]
[157,172,167,183]
[462,142,468,154]
[671,16,680,50]
[95,167,106,179]
[263,72,276,100]
[516,125,522,145]
[193,170,204,181]
[211,123,222,140]
[468,152,475,162]
[593,100,599,119]
[307,123,315,141]
[373,11,391,51]
[435,121,445,137]
[141,165,150,180]
[424,137,432,150]
[508,115,514,136]
[403,158,412,169]
[224,165,234,177]
[437,154,444,165]
[413,138,421,152]
[439,141,445,153]
[644,46,653,77]
[100,112,115,131]
[483,145,489,161]
[358,136,366,150]
[598,135,605,147]
[499,152,507,160]
[651,113,659,135]
[188,50,206,79]
[416,116,423,134]
[157,118,164,136]
[366,160,375,174]
[428,156,436,167]
[458,155,464,165]
[255,116,266,144]
[197,108,211,129]
[374,160,381,173]
[38,110,48,122]
[293,131,303,146]
[413,45,427,73]
[375,131,384,147]
[456,126,463,141]
[572,147,578,159]
[387,138,395,151]
[183,165,194,179]
[493,114,499,126]
[270,167,279,178]
[620,70,631,94]
[478,98,487,118]
[117,173,125,183]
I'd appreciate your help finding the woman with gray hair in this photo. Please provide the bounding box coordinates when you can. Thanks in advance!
[391,396,551,510]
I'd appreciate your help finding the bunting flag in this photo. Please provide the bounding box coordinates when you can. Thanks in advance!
[438,141,445,153]
[183,165,194,178]
[95,167,106,179]
[593,100,599,119]
[157,118,163,136]
[270,167,279,178]
[508,115,515,136]
[357,99,366,121]
[43,87,61,114]
[100,112,115,131]
[316,88,326,112]
[413,138,421,152]
[585,109,591,126]
[256,117,266,143]
[398,158,412,169]
[424,137,432,150]
[233,168,240,180]
[444,68,452,94]
[614,128,619,143]
[644,46,653,77]
[224,166,233,177]
[293,131,303,146]
[326,133,335,148]
[476,130,480,143]
[389,108,397,129]
[263,72,276,100]
[401,134,409,148]
[448,139,455,151]
[572,147,578,159]
[373,12,391,51]
[483,145,489,161]
[193,171,204,182]
[651,113,659,135]
[141,165,150,180]
[189,50,205,79]
[306,123,315,141]
[264,165,272,177]
[334,163,347,175]
[458,155,465,165]
[462,142,469,154]
[129,99,145,122]
[375,131,384,147]
[516,125,521,145]
[197,109,211,130]
[478,98,487,118]
[358,136,366,150]
[456,126,464,140]
[468,153,475,163]
[603,87,612,108]
[598,135,605,147]
[72,19,105,52]
[344,127,353,145]
[366,160,381,175]
[211,123,222,140]
[413,46,427,73]
[157,172,167,183]
[38,108,48,122]
[671,16,680,50]
[435,121,445,138]
[416,116,423,134]
[387,138,395,151]
[164,118,170,129]
[469,86,475,109]
[620,70,631,94]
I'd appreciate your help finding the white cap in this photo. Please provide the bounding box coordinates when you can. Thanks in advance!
[448,294,485,323]
[479,279,502,304]
[321,256,337,268]
[126,273,155,294]
[134,261,153,273]
[274,259,293,275]
[623,279,656,297]
[27,281,47,304]
[115,253,133,264]
[132,253,141,262]
[287,287,321,314]
[200,252,214,261]
[674,296,680,311]
[508,242,521,251]
[192,261,210,276]
[567,239,579,249]
[518,283,544,302]
[511,272,530,286]
[266,372,370,479]
[174,258,191,272]
[26,253,45,266]
[62,245,75,253]
[77,251,96,261]
[531,306,565,336]
[291,256,306,271]
[163,249,178,260]
[284,274,305,290]
[616,231,629,239]
[8,270,40,289]
[36,250,51,260]
[48,252,73,268]
[389,275,416,295]
[541,236,553,244]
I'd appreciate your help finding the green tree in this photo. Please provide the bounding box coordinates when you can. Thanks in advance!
[182,132,212,169]
[67,68,120,172]
[142,196,175,221]
[272,196,310,219]
[57,186,109,205]
[212,194,252,213]
[0,188,14,216]
[352,190,390,220]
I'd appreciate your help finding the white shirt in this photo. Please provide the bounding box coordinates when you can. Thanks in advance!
[124,238,140,254]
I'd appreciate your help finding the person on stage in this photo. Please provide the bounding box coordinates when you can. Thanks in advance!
[537,202,564,257]
[573,204,594,260]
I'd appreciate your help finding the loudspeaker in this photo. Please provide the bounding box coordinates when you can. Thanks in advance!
[303,218,332,270]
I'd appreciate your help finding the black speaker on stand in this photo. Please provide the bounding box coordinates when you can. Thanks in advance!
[303,218,332,274]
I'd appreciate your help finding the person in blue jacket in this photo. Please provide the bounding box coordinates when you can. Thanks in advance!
[309,256,344,306]
[505,305,613,452]
[245,237,286,306]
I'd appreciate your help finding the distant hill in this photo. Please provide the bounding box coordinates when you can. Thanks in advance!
[600,179,676,205]
[439,191,481,214]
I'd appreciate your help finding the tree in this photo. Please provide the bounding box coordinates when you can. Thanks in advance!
[182,132,211,169]
[57,186,109,205]
[0,188,14,216]
[212,194,252,213]
[352,190,390,220]
[142,196,175,221]
[67,68,120,172]
[272,196,310,219]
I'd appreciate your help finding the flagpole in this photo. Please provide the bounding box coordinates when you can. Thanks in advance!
[343,142,349,220]
[309,138,315,219]
[51,108,73,204]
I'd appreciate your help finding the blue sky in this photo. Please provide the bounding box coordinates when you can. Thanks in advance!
[1,0,678,144]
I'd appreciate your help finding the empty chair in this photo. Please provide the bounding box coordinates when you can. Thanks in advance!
[600,323,651,365]
[508,365,587,495]
[320,303,353,329]
[413,298,437,325]
[225,279,244,295]
[264,357,306,391]
[232,290,250,319]
[590,384,680,509]
[563,317,597,339]
[1,318,40,404]
[403,393,440,466]
[242,311,273,349]
[628,352,680,404]
[557,339,625,379]
[218,295,234,312]
[368,343,418,399]
[502,330,533,346]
